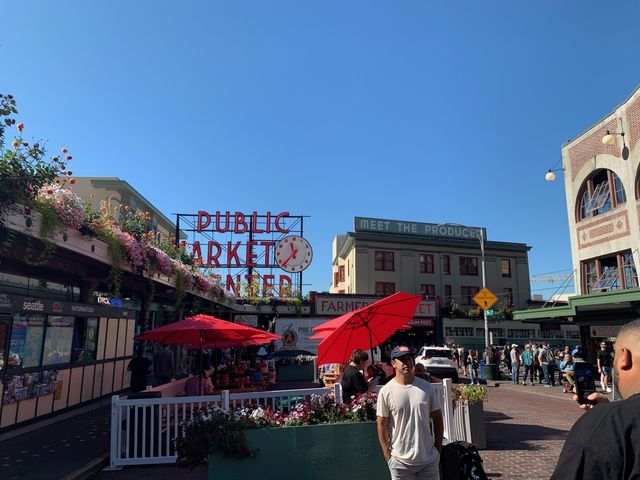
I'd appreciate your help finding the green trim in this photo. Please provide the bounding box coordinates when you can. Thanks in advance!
[514,287,640,321]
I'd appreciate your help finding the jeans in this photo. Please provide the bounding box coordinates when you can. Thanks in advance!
[511,363,520,384]
[523,364,535,384]
[388,456,439,480]
[542,364,555,386]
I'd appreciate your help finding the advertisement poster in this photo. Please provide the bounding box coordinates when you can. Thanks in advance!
[10,315,45,369]
[274,317,330,354]
[42,317,74,366]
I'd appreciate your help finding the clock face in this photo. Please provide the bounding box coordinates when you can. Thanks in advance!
[275,236,313,273]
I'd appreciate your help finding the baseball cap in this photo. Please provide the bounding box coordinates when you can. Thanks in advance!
[391,346,415,359]
[572,347,582,356]
[511,344,518,348]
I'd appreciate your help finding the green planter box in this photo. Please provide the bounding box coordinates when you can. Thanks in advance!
[208,422,388,480]
[276,362,315,381]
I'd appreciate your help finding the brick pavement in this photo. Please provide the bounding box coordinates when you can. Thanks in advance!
[481,382,584,479]
[91,382,585,480]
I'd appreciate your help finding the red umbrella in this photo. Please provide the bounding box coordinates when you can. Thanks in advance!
[137,314,279,347]
[138,314,281,395]
[315,292,422,365]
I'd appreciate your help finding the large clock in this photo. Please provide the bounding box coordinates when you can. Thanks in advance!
[275,236,313,273]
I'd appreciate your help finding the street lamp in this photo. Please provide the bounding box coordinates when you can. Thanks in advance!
[437,222,489,361]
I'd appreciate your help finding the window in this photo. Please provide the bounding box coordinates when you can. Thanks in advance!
[375,251,394,271]
[9,314,45,369]
[42,316,74,366]
[459,256,478,276]
[585,251,638,293]
[420,284,435,297]
[444,285,452,298]
[419,254,434,273]
[461,286,479,305]
[71,318,98,363]
[577,169,626,220]
[507,329,536,338]
[333,271,339,287]
[539,329,564,339]
[503,288,513,306]
[501,259,511,277]
[339,265,345,282]
[476,328,505,338]
[445,327,474,337]
[442,255,451,275]
[565,330,580,340]
[623,252,639,289]
[375,282,395,296]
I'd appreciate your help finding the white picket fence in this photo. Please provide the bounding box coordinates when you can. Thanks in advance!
[109,379,458,469]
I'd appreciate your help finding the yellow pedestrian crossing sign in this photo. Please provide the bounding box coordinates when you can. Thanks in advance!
[473,288,498,310]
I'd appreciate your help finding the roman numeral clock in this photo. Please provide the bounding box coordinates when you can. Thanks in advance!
[275,236,313,273]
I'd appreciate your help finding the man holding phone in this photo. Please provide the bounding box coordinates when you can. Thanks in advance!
[551,320,640,479]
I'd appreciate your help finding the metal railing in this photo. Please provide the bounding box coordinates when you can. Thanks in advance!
[109,380,455,469]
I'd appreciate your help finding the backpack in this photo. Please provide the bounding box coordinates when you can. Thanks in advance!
[440,441,489,480]
[544,348,555,364]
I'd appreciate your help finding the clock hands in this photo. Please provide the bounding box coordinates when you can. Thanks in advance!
[281,247,299,268]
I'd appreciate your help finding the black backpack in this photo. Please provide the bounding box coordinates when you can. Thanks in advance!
[440,441,489,480]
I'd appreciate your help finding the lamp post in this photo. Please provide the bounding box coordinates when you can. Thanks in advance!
[437,222,489,361]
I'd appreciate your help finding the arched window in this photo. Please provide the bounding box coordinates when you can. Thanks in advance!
[576,169,626,221]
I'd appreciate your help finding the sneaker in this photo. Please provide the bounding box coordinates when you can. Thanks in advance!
[544,385,552,388]
[606,388,613,393]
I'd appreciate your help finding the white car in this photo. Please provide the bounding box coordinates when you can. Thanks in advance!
[415,346,459,382]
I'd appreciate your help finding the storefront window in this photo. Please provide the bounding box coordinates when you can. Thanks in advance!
[72,317,99,363]
[9,314,45,369]
[42,316,74,366]
[0,315,11,371]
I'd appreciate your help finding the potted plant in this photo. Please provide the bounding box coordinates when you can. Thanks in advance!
[175,393,389,480]
[451,384,488,449]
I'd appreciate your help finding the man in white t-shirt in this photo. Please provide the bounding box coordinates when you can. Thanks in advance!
[376,346,443,480]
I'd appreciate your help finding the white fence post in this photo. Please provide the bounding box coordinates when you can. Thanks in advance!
[109,395,122,470]
[441,379,454,443]
[221,389,230,411]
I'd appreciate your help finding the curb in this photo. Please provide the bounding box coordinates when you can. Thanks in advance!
[60,452,110,480]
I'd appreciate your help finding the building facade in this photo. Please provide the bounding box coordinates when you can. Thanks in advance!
[72,177,183,241]
[516,85,640,361]
[328,217,576,348]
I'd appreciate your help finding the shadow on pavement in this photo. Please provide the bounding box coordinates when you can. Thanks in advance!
[485,421,569,451]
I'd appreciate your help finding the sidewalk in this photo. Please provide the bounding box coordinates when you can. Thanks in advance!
[0,381,587,480]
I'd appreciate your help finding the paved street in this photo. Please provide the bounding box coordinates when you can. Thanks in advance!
[90,381,586,480]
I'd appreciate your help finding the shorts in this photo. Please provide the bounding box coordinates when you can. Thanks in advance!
[602,366,613,376]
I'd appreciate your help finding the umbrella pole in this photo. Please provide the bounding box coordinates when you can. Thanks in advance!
[369,331,375,366]
[199,331,203,396]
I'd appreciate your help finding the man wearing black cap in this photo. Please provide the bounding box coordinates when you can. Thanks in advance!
[376,346,443,480]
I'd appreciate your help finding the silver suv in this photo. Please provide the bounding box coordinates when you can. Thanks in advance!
[415,346,459,382]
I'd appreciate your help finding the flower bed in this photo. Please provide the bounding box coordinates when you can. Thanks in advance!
[176,393,380,471]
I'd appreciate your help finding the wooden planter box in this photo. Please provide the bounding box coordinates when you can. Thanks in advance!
[208,422,388,480]
[452,400,487,449]
[276,362,315,381]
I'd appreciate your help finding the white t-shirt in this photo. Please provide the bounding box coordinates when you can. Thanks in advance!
[376,377,442,466]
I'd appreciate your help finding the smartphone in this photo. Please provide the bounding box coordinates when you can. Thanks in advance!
[574,362,596,405]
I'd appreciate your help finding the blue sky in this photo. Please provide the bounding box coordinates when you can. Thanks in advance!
[3,1,640,298]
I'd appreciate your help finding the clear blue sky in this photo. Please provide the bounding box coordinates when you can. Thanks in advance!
[4,1,640,298]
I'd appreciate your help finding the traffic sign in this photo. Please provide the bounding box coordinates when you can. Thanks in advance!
[486,309,494,316]
[472,288,498,310]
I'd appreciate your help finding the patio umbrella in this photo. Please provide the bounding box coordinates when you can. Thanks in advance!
[315,292,422,365]
[137,314,281,394]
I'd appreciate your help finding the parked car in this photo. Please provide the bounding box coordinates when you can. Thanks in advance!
[415,346,459,382]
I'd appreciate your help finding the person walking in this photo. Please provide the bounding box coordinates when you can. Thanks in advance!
[551,320,640,479]
[377,346,443,480]
[340,349,378,403]
[127,347,151,393]
[539,342,555,387]
[153,344,175,385]
[597,341,614,393]
[510,344,520,384]
[521,344,535,386]
[467,349,479,385]
[532,343,542,383]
